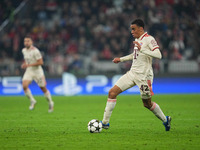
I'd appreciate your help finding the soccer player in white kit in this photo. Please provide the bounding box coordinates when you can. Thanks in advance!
[21,36,54,112]
[101,19,171,131]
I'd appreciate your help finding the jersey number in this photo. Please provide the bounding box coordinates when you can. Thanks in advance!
[140,85,150,92]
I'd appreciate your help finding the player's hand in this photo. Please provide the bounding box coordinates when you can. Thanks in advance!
[112,58,121,63]
[133,41,141,50]
[21,63,29,69]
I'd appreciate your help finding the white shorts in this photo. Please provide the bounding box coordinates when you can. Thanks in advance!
[115,71,154,99]
[22,69,46,87]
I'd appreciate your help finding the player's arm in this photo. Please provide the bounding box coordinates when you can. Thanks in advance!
[21,61,26,69]
[134,41,162,59]
[140,48,162,59]
[28,58,44,67]
[113,54,133,63]
[21,50,26,69]
[21,58,43,69]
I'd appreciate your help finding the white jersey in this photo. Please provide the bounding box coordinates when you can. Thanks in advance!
[130,32,159,79]
[22,45,46,86]
[22,46,43,72]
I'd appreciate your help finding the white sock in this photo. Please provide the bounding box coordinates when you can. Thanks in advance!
[150,102,167,122]
[44,90,53,104]
[102,98,117,124]
[25,89,36,103]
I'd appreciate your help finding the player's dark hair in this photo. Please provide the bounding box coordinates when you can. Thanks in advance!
[24,35,32,40]
[131,19,145,29]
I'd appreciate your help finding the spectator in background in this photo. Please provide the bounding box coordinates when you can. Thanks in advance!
[100,44,113,60]
[162,49,169,73]
[66,39,78,54]
[46,0,58,18]
[68,54,82,74]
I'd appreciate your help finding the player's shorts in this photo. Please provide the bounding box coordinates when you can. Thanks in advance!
[22,69,46,87]
[115,71,154,99]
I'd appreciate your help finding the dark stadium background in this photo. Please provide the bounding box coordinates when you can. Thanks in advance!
[0,0,200,95]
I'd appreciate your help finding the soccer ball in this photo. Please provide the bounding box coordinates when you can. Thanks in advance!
[88,119,102,133]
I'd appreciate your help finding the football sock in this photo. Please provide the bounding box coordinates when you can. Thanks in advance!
[102,98,116,124]
[150,102,167,122]
[25,89,36,102]
[44,90,53,103]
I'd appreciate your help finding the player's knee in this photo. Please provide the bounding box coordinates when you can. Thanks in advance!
[143,102,151,109]
[40,86,47,93]
[142,98,152,109]
[22,84,28,91]
[108,89,117,99]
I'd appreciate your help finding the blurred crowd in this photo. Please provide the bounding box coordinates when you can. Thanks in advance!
[0,0,21,24]
[0,0,200,76]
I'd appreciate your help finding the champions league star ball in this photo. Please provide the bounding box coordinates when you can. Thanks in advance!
[88,119,102,133]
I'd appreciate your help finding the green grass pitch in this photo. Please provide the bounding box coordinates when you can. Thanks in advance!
[0,95,200,150]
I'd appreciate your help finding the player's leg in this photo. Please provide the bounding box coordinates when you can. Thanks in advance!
[22,71,37,110]
[35,75,54,112]
[40,86,54,112]
[102,72,135,128]
[139,80,171,131]
[102,85,122,127]
[142,98,167,122]
[142,98,171,131]
[22,80,37,110]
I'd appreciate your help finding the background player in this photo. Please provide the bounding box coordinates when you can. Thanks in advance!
[101,19,171,131]
[21,36,54,112]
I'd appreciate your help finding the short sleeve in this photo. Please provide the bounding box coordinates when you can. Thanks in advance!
[22,48,25,55]
[34,49,42,60]
[148,37,159,51]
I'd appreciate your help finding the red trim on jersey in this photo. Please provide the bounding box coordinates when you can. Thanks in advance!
[30,46,36,50]
[25,46,33,50]
[147,80,154,96]
[140,33,148,40]
[107,99,116,102]
[152,47,159,51]
[30,46,35,50]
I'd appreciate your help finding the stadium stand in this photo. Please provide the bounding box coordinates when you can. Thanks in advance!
[0,0,200,76]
